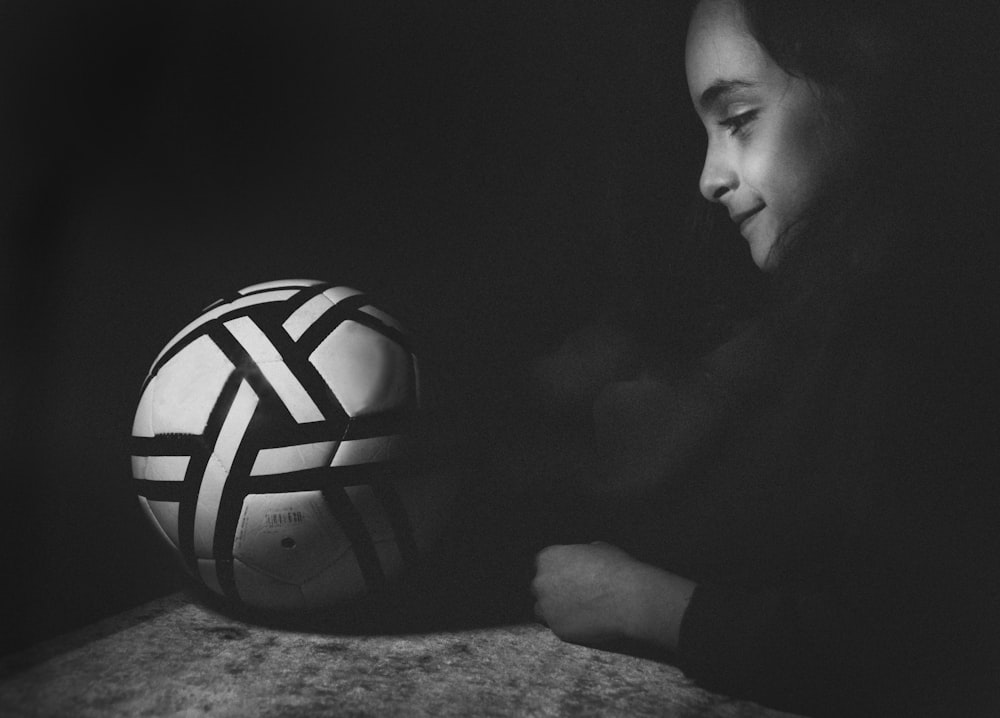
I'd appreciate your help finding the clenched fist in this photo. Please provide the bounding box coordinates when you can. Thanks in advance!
[531,542,696,652]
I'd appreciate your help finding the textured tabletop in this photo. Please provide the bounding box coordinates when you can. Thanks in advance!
[0,591,804,718]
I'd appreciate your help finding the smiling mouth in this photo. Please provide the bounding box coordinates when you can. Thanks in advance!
[734,207,763,234]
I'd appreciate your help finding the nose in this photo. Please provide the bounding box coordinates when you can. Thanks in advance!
[699,142,738,203]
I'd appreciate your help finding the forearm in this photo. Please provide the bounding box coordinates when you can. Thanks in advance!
[622,563,697,653]
[673,581,911,715]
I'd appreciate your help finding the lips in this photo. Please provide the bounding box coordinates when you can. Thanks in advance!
[731,206,763,234]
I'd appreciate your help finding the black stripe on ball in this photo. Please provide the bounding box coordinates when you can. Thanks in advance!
[320,486,387,594]
[369,481,419,567]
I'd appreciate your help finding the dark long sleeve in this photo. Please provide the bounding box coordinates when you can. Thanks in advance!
[676,478,1000,717]
[594,276,1000,715]
[678,582,878,712]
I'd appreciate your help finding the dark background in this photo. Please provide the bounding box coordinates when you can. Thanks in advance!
[2,1,996,656]
[1,0,712,652]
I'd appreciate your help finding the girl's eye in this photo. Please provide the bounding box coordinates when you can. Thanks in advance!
[719,109,758,136]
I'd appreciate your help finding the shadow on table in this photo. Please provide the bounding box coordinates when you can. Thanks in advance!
[189,487,592,640]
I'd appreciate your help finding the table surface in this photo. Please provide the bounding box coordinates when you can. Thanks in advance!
[0,590,805,718]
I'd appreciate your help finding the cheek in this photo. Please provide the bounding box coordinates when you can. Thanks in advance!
[757,103,838,219]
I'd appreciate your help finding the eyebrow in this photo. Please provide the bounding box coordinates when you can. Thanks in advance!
[698,79,758,112]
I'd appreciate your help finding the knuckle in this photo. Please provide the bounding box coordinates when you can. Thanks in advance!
[535,545,557,566]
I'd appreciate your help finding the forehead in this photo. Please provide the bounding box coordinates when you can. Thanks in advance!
[685,0,769,105]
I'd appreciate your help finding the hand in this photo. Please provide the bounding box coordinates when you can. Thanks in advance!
[531,542,696,652]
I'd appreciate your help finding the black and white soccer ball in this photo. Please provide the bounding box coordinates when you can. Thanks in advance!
[130,279,453,611]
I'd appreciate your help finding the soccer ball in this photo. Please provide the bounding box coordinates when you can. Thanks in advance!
[130,279,453,611]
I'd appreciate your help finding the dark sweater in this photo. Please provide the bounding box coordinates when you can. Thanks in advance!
[593,271,1000,716]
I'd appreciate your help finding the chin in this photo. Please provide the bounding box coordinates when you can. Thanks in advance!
[748,240,779,272]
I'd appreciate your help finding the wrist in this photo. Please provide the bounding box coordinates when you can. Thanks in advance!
[623,564,697,652]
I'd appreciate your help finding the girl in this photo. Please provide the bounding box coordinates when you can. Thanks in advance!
[530,1,999,715]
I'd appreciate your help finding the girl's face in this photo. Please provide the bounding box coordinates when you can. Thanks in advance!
[685,0,854,270]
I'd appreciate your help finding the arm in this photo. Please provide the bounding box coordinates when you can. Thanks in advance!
[531,545,869,716]
[532,540,984,715]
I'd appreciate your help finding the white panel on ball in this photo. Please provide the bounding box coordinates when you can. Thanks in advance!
[233,558,307,611]
[144,455,190,483]
[282,294,335,341]
[131,378,156,438]
[311,321,412,417]
[321,286,364,305]
[332,436,404,466]
[250,441,339,476]
[147,499,182,549]
[198,559,224,596]
[152,335,234,435]
[359,304,404,332]
[238,279,323,294]
[138,496,180,550]
[233,492,351,585]
[300,555,368,606]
